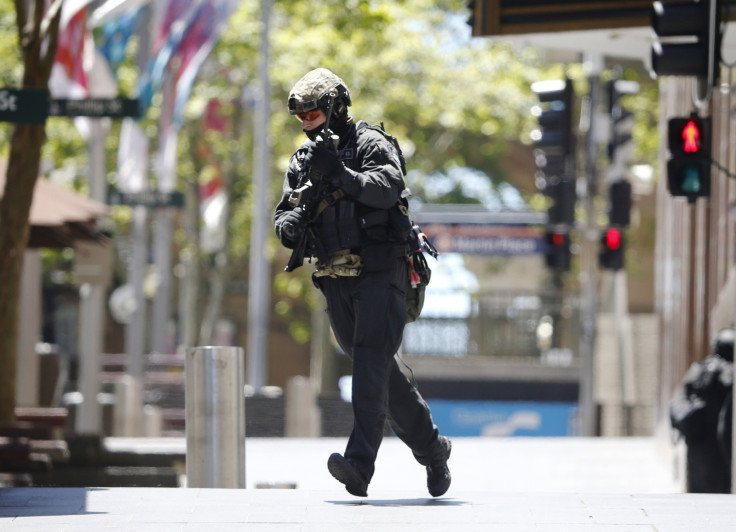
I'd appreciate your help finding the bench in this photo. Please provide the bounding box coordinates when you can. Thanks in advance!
[0,408,71,486]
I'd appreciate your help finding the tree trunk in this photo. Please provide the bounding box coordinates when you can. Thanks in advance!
[0,124,45,423]
[0,0,61,424]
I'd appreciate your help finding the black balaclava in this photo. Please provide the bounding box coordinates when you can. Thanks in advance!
[304,97,352,144]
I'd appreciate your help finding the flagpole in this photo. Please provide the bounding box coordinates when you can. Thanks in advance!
[75,118,107,435]
[151,69,176,357]
[247,0,272,391]
[120,3,153,436]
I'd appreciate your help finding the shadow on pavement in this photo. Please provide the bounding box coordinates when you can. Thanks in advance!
[0,487,107,517]
[327,497,467,507]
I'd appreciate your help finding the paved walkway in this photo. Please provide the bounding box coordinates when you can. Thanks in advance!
[2,437,735,531]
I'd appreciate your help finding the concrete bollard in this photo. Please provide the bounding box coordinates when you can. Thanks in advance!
[185,346,245,488]
[285,376,321,437]
[143,405,163,437]
[112,375,144,437]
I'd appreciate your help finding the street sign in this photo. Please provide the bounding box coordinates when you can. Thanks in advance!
[108,190,185,208]
[420,223,547,256]
[0,88,48,124]
[49,98,141,118]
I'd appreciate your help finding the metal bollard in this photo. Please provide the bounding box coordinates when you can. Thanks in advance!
[185,346,245,488]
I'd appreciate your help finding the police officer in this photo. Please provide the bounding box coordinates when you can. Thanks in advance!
[670,328,734,493]
[274,68,451,498]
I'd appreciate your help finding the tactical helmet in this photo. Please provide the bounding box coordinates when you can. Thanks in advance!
[288,68,351,115]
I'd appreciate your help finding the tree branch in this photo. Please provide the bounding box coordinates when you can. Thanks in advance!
[13,0,29,59]
[39,0,63,81]
[40,0,64,41]
[13,0,26,38]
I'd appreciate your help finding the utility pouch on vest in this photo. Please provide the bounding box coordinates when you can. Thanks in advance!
[314,250,363,278]
[405,224,437,323]
[406,259,427,323]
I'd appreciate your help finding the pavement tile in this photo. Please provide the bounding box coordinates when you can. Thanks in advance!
[1,437,733,531]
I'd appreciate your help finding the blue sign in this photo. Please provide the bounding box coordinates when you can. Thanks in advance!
[425,400,579,437]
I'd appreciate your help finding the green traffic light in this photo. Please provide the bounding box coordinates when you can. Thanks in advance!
[681,165,702,194]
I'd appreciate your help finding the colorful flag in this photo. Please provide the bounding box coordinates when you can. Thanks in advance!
[59,0,96,29]
[171,0,239,128]
[49,0,119,99]
[49,7,88,97]
[137,0,206,114]
[88,0,149,27]
[95,6,143,76]
[117,118,150,193]
[152,0,238,192]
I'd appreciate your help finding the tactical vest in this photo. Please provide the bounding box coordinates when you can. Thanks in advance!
[309,122,411,257]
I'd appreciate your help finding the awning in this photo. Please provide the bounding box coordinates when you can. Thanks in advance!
[0,160,109,248]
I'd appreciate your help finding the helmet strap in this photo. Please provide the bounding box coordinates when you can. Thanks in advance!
[322,89,337,136]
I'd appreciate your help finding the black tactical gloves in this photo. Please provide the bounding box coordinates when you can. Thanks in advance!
[304,142,361,197]
[304,143,345,181]
[276,207,306,246]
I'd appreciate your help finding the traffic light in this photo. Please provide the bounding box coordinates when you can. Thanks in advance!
[650,0,721,85]
[608,180,632,227]
[546,178,576,226]
[531,78,576,227]
[545,230,571,272]
[599,227,625,271]
[531,78,574,158]
[667,114,711,203]
[607,79,639,164]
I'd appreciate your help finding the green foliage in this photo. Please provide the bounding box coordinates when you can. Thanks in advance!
[0,1,661,345]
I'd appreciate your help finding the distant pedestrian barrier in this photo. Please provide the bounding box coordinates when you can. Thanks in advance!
[185,346,245,488]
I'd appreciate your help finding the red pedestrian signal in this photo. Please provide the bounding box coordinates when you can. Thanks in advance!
[682,120,700,153]
[599,227,625,271]
[667,114,711,203]
[545,231,571,272]
[605,228,621,250]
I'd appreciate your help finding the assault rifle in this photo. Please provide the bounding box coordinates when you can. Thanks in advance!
[284,90,340,272]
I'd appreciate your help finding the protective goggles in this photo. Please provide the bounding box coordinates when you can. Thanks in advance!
[296,110,322,121]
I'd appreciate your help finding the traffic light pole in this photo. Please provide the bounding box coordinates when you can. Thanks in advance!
[578,54,603,437]
[614,270,636,435]
[246,0,273,391]
[579,55,602,436]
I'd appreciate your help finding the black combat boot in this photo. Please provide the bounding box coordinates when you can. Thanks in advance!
[327,453,369,497]
[426,435,452,497]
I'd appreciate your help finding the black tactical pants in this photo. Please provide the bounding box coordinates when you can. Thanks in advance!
[315,257,440,482]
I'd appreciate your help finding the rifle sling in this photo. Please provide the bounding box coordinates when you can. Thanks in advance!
[315,189,345,217]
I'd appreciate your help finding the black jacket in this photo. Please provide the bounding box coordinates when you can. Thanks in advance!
[274,121,409,268]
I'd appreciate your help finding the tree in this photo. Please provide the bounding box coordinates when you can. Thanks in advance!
[0,1,62,424]
[184,0,551,345]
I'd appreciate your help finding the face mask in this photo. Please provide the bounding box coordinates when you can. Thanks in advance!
[305,124,325,142]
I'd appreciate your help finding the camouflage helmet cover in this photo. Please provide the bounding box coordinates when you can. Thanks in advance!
[288,68,351,115]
